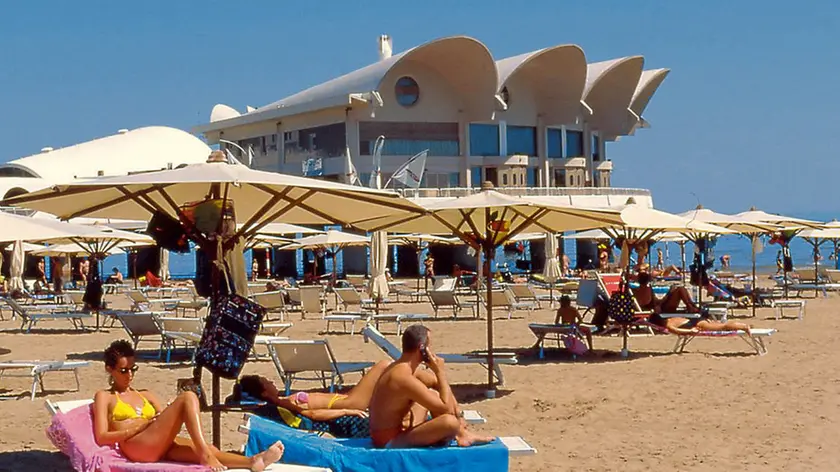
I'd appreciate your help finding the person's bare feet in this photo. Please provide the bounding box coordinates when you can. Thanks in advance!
[456,430,494,447]
[200,451,227,471]
[250,441,284,472]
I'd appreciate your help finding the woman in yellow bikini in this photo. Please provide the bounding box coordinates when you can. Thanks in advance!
[92,340,284,471]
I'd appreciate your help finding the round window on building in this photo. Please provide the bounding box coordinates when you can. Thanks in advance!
[501,86,510,107]
[395,77,420,107]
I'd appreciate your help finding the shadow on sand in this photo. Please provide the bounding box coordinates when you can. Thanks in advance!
[0,450,70,471]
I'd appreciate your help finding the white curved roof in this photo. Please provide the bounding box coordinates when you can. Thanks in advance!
[583,57,644,137]
[496,45,588,124]
[0,126,211,182]
[197,36,499,131]
[630,68,670,117]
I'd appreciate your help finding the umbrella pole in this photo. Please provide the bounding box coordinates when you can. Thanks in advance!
[812,240,820,298]
[783,241,789,298]
[752,235,757,318]
[484,242,495,397]
[476,247,482,318]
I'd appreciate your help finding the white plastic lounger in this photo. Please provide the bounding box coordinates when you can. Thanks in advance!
[770,299,806,320]
[673,328,776,356]
[265,339,374,395]
[361,325,517,386]
[5,298,92,333]
[1,360,89,400]
[45,400,332,471]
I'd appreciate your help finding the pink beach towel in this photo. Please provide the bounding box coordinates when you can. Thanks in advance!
[46,404,209,472]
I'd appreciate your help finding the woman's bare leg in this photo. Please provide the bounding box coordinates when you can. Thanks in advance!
[332,360,390,410]
[661,287,698,313]
[120,391,222,469]
[165,437,285,472]
[697,320,752,334]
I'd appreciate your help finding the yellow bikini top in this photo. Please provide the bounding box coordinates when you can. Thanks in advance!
[111,390,156,422]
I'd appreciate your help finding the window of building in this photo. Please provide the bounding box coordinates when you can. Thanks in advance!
[469,124,500,156]
[500,86,510,107]
[506,126,536,156]
[360,122,458,156]
[566,130,584,157]
[283,123,347,164]
[554,168,566,187]
[528,168,538,187]
[470,167,482,187]
[421,172,461,189]
[0,167,37,178]
[502,174,509,186]
[485,167,498,186]
[449,172,460,187]
[547,128,563,158]
[395,77,420,107]
[592,134,601,161]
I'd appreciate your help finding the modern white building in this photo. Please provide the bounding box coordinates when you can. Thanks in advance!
[193,35,668,209]
[0,126,212,201]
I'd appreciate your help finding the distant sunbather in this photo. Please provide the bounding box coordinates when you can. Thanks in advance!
[92,340,284,471]
[648,313,753,336]
[554,295,593,347]
[633,272,699,314]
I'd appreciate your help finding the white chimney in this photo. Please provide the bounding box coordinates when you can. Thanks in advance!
[378,35,393,61]
[40,147,54,153]
[117,128,129,134]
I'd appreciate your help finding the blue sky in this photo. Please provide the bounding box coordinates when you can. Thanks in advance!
[2,1,838,215]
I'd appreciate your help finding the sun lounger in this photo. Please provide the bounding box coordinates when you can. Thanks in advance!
[113,310,166,354]
[669,327,777,356]
[158,316,204,362]
[333,287,383,312]
[362,325,518,386]
[528,323,593,359]
[770,299,806,320]
[508,283,541,308]
[126,289,181,312]
[5,297,92,333]
[243,415,534,472]
[0,360,89,400]
[367,313,429,337]
[251,290,289,321]
[265,339,374,395]
[45,400,328,471]
[428,290,477,319]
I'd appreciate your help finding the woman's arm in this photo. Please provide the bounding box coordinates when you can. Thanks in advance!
[92,391,149,446]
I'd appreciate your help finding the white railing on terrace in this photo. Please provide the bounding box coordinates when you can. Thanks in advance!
[0,206,35,216]
[397,187,651,199]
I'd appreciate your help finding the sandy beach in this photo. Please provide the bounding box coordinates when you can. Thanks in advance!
[0,279,836,472]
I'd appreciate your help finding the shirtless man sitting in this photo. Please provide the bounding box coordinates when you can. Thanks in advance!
[368,325,494,449]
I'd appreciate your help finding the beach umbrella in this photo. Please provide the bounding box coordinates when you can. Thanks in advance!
[356,182,624,394]
[388,233,460,294]
[679,205,780,315]
[5,151,425,447]
[368,231,389,314]
[542,233,561,307]
[734,207,821,297]
[9,241,24,292]
[797,223,840,296]
[30,243,127,257]
[246,222,322,235]
[292,230,371,282]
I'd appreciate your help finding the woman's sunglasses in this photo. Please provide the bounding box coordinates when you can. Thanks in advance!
[118,366,139,374]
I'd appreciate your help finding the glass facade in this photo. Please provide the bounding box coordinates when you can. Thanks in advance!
[546,128,563,158]
[366,139,458,156]
[470,166,482,187]
[469,124,500,156]
[566,130,584,157]
[592,135,601,161]
[506,126,537,156]
[528,168,538,187]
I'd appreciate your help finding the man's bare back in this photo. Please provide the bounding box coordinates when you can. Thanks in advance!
[369,361,418,446]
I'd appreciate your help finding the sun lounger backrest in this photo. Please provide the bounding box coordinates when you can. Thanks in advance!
[158,317,203,334]
[117,312,162,338]
[575,279,600,308]
[510,284,535,299]
[46,399,94,416]
[433,277,457,292]
[428,290,456,307]
[597,273,622,296]
[251,291,285,310]
[334,287,361,304]
[299,286,322,314]
[825,270,840,283]
[483,290,510,307]
[127,290,148,303]
[361,325,402,359]
[268,340,335,374]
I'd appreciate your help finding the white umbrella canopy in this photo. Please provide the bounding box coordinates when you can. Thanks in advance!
[245,222,322,236]
[607,200,736,240]
[0,211,111,245]
[30,243,126,257]
[6,160,424,236]
[368,231,390,304]
[508,232,548,242]
[678,205,780,234]
[387,233,460,245]
[293,230,370,249]
[732,208,821,230]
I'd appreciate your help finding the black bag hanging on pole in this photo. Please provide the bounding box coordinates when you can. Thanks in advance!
[194,255,266,379]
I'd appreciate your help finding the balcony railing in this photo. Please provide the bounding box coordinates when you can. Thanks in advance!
[397,186,651,199]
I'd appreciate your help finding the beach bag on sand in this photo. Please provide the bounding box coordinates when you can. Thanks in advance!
[607,280,634,324]
[563,335,588,356]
